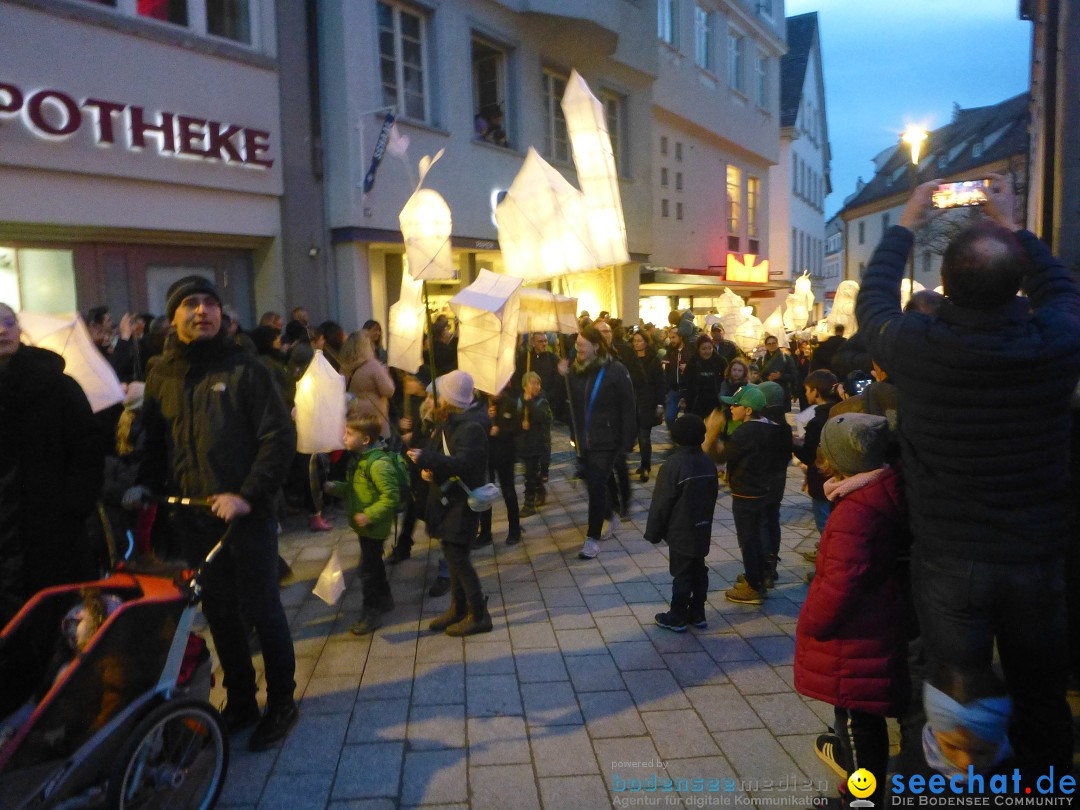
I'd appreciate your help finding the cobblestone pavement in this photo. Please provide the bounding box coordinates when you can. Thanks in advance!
[214,425,846,809]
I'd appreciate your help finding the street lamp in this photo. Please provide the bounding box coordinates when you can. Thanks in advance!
[901,125,929,285]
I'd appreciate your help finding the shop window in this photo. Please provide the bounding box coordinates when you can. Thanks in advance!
[472,38,511,148]
[207,0,251,44]
[0,247,77,314]
[542,69,569,162]
[379,1,429,122]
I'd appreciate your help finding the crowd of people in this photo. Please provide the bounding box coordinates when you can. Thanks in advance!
[0,174,1077,803]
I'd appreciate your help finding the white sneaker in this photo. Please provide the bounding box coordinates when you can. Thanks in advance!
[578,538,600,559]
[600,514,620,541]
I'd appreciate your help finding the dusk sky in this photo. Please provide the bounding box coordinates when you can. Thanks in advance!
[785,0,1032,219]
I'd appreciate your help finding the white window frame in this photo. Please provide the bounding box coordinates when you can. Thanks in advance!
[694,4,713,71]
[378,1,430,123]
[747,176,760,238]
[601,88,627,177]
[728,28,746,94]
[542,69,570,163]
[472,35,511,146]
[726,164,742,236]
[94,0,261,47]
[658,0,678,47]
[755,48,769,108]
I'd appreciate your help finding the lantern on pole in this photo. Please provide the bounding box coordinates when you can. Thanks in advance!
[17,311,124,413]
[387,263,426,372]
[761,306,788,349]
[450,269,523,395]
[732,307,764,354]
[516,288,579,334]
[900,277,925,311]
[400,150,455,281]
[294,350,346,454]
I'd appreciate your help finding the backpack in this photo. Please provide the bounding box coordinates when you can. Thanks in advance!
[366,449,411,512]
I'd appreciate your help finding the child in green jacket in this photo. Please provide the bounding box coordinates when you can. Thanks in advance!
[326,415,401,635]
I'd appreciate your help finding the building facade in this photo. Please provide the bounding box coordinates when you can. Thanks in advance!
[838,93,1029,289]
[0,0,322,324]
[820,214,842,318]
[766,11,828,318]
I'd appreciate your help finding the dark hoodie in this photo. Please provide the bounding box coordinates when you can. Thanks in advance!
[567,354,636,453]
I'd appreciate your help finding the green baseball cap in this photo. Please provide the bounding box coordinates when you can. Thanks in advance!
[720,384,766,412]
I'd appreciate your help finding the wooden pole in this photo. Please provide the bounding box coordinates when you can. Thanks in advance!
[423,280,439,407]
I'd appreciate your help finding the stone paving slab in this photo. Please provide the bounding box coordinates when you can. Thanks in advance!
[213,426,845,809]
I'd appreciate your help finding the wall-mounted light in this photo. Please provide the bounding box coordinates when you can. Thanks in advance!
[308,246,320,258]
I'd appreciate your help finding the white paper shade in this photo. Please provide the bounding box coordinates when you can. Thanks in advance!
[450,270,523,395]
[387,267,426,373]
[18,312,124,413]
[294,349,346,454]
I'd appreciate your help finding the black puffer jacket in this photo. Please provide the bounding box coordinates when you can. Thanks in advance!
[644,447,719,557]
[679,354,726,417]
[137,333,296,513]
[419,402,489,545]
[857,226,1080,562]
[0,345,103,622]
[627,349,666,429]
[517,393,553,458]
[567,355,636,453]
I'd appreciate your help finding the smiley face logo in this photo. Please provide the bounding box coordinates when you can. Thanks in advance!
[847,769,876,799]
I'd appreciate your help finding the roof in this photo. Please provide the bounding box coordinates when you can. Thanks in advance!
[838,92,1030,217]
[780,13,818,129]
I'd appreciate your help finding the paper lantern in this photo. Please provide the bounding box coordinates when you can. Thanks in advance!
[18,311,124,413]
[294,350,346,454]
[561,69,629,269]
[813,318,831,341]
[761,306,789,349]
[900,278,925,311]
[782,293,809,332]
[732,307,764,354]
[703,313,722,332]
[516,288,579,334]
[400,150,455,281]
[716,288,745,318]
[496,148,596,279]
[827,280,860,337]
[387,264,425,372]
[450,269,523,395]
[794,271,815,314]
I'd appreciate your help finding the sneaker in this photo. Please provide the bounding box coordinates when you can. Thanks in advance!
[578,538,600,559]
[249,701,299,752]
[308,514,333,532]
[519,504,538,518]
[505,528,522,546]
[471,532,493,550]
[802,548,819,563]
[686,609,708,630]
[428,576,451,597]
[385,547,411,565]
[654,611,688,632]
[220,699,261,734]
[725,580,765,605]
[814,733,848,779]
[599,514,620,541]
[350,608,382,636]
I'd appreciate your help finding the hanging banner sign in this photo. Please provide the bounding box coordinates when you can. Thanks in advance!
[362,112,396,193]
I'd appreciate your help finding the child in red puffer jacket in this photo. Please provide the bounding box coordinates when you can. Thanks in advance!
[794,413,911,808]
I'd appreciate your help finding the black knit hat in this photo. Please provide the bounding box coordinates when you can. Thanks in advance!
[671,413,706,447]
[166,275,222,321]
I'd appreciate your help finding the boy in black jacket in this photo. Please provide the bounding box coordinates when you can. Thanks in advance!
[710,385,787,605]
[518,371,553,517]
[645,414,719,632]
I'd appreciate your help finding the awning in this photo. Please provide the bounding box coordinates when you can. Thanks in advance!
[638,269,791,297]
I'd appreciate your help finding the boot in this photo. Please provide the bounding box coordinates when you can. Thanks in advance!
[428,596,467,632]
[519,500,538,518]
[445,595,493,636]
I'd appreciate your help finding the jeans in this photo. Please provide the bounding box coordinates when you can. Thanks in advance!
[183,511,296,707]
[664,390,682,432]
[479,449,519,536]
[583,448,618,539]
[669,549,708,619]
[833,706,888,807]
[442,539,482,609]
[731,497,769,591]
[811,498,833,535]
[358,536,391,609]
[912,547,1072,779]
[638,427,654,472]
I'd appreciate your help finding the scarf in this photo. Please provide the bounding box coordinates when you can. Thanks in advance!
[823,466,887,502]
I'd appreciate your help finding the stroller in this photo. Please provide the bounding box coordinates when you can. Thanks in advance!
[0,506,229,809]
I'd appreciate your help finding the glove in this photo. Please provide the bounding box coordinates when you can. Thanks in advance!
[122,485,152,510]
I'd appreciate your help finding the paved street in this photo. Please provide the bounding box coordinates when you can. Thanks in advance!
[215,425,844,809]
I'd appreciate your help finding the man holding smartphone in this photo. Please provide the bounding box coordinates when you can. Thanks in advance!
[855,174,1080,783]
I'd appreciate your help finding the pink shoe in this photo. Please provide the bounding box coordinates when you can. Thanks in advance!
[308,514,333,532]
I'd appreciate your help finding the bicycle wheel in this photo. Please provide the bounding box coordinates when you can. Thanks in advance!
[105,698,228,810]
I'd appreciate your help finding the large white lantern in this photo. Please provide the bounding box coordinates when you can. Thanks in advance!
[732,307,764,354]
[294,350,346,454]
[387,265,426,372]
[18,312,124,413]
[399,150,455,281]
[900,278,925,311]
[516,288,579,334]
[828,280,861,337]
[762,306,788,348]
[450,269,523,395]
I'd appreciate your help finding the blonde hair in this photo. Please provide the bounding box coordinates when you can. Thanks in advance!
[338,331,376,377]
[522,371,541,386]
[116,409,137,456]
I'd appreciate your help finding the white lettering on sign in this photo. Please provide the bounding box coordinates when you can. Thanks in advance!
[0,81,273,169]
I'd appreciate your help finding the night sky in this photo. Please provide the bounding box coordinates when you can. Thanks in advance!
[784,0,1032,218]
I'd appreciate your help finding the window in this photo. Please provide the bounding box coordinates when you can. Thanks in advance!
[675,142,683,161]
[675,172,683,191]
[660,135,668,156]
[601,90,626,175]
[138,0,187,26]
[747,176,760,238]
[799,231,805,273]
[0,247,77,314]
[658,0,677,46]
[542,70,569,162]
[726,164,742,237]
[694,4,713,71]
[791,229,798,275]
[661,199,670,218]
[378,1,428,121]
[661,167,669,187]
[792,154,799,196]
[972,141,984,159]
[728,29,745,93]
[922,250,932,274]
[676,202,683,221]
[207,0,250,42]
[472,38,510,148]
[858,221,865,245]
[77,0,256,45]
[882,212,891,231]
[755,49,769,108]
[758,0,773,18]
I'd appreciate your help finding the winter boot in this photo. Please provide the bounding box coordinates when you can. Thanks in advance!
[445,595,493,636]
[428,596,467,632]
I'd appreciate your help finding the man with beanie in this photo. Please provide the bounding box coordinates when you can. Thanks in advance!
[645,414,719,632]
[126,275,300,751]
[856,174,1080,780]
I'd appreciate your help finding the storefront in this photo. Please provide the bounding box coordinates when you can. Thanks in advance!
[0,3,286,324]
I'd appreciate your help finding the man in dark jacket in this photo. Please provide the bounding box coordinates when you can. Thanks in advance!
[0,303,103,626]
[856,176,1080,780]
[127,276,299,753]
[709,323,739,367]
[810,325,846,372]
[758,334,797,412]
[645,414,719,632]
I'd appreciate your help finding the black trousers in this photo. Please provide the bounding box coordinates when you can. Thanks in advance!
[732,497,768,591]
[479,450,519,536]
[637,427,654,472]
[583,448,618,539]
[442,540,482,609]
[183,511,296,707]
[358,535,391,609]
[607,452,631,515]
[669,549,708,619]
[523,455,543,504]
[833,706,888,807]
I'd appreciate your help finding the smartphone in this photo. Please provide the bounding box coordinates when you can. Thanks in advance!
[932,179,990,209]
[851,378,872,396]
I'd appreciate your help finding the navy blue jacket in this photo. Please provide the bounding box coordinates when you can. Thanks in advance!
[856,225,1080,562]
